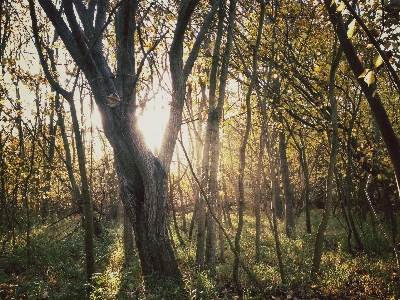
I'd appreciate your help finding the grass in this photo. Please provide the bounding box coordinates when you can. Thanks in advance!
[0,210,399,299]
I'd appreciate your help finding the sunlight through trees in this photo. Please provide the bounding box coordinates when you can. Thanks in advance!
[1,0,400,298]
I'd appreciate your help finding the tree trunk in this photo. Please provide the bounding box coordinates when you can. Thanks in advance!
[205,0,236,272]
[169,174,185,246]
[279,127,295,238]
[344,155,364,251]
[222,172,233,228]
[40,88,57,221]
[267,190,286,284]
[188,77,207,240]
[311,44,341,279]
[123,208,134,265]
[217,190,225,262]
[66,92,95,282]
[233,1,264,290]
[300,141,311,234]
[204,2,225,273]
[176,149,187,234]
[288,129,311,234]
[195,126,210,269]
[255,132,266,261]
[0,132,5,236]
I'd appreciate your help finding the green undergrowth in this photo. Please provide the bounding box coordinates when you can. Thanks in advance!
[0,210,399,299]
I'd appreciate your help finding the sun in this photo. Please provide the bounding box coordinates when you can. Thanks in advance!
[138,95,170,154]
[86,94,170,159]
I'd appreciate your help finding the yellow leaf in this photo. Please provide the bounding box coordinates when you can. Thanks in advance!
[373,53,384,68]
[364,70,375,86]
[336,1,346,12]
[314,64,320,73]
[358,69,369,78]
[347,19,357,38]
[331,0,335,6]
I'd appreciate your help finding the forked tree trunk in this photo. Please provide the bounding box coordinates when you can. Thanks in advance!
[202,0,236,272]
[203,3,225,272]
[192,5,224,272]
[33,0,220,281]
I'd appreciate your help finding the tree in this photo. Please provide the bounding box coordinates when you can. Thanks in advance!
[30,3,95,281]
[233,0,265,291]
[311,42,342,279]
[324,0,400,198]
[194,0,236,273]
[30,0,220,283]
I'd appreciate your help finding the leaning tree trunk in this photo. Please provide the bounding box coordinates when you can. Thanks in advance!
[325,0,400,196]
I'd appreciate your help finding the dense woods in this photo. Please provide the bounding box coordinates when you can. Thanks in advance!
[1,0,400,299]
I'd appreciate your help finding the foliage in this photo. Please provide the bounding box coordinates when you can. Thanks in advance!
[1,212,398,299]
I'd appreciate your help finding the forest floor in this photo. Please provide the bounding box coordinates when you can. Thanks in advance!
[0,210,399,299]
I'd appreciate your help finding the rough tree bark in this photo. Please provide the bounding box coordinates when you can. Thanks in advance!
[123,210,134,265]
